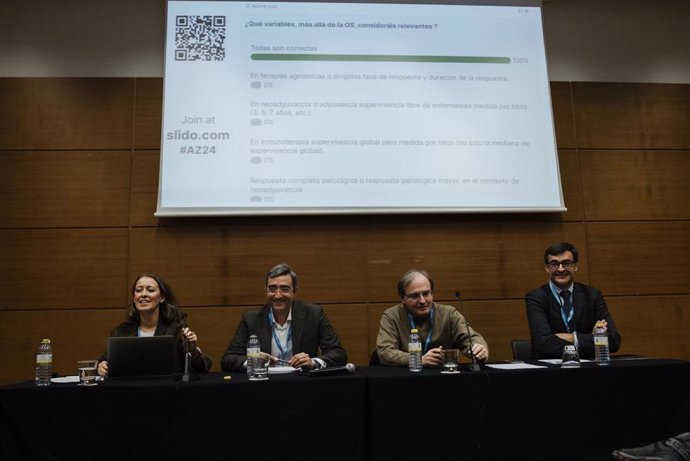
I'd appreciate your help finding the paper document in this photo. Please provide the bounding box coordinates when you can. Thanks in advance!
[486,362,547,370]
[539,358,592,365]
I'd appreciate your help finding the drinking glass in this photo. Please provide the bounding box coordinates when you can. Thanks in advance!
[441,348,460,374]
[77,360,99,386]
[250,355,269,381]
[561,345,581,368]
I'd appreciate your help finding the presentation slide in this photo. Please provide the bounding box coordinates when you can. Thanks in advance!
[158,0,564,216]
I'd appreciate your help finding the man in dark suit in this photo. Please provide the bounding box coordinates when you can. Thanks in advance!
[525,242,621,359]
[221,263,347,372]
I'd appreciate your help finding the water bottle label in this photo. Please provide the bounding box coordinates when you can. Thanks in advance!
[247,346,260,357]
[594,336,609,346]
[408,343,421,352]
[36,353,52,364]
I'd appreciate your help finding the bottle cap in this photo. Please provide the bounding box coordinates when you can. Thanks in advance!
[411,328,418,333]
[41,338,51,344]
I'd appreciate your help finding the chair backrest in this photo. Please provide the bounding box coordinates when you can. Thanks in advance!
[511,339,533,361]
[369,349,380,366]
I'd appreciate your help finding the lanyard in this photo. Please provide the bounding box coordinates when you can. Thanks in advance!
[268,309,292,360]
[407,305,435,353]
[550,284,573,332]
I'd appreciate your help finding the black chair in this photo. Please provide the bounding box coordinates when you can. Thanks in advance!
[511,339,533,361]
[369,349,380,366]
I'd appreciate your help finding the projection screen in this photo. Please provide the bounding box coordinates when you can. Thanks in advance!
[157,0,565,216]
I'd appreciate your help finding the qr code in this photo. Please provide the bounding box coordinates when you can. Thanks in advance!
[175,15,226,61]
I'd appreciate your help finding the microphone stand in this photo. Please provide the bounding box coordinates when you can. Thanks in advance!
[455,291,481,372]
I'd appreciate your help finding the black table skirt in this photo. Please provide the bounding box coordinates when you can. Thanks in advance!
[362,356,690,460]
[0,371,367,460]
[2,357,689,460]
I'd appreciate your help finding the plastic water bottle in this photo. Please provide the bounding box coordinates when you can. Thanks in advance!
[35,338,53,386]
[408,329,423,372]
[594,325,610,366]
[246,334,260,378]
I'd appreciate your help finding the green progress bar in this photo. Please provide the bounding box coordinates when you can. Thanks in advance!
[251,54,510,64]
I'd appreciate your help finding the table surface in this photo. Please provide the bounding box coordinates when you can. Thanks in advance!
[2,356,688,460]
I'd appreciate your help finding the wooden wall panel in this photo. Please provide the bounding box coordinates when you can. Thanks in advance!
[0,78,134,150]
[128,224,369,306]
[0,151,131,228]
[0,229,129,310]
[366,221,588,301]
[130,150,161,226]
[0,309,124,385]
[557,149,583,221]
[323,304,369,366]
[128,227,249,307]
[581,150,690,221]
[587,222,690,295]
[573,82,690,149]
[466,299,532,362]
[607,295,690,360]
[367,304,389,360]
[550,82,575,148]
[134,78,163,150]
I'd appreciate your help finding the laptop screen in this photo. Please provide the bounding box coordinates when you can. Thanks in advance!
[106,335,178,378]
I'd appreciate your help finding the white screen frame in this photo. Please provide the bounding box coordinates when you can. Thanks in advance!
[157,0,564,216]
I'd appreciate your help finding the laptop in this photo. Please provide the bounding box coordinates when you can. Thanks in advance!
[106,335,178,378]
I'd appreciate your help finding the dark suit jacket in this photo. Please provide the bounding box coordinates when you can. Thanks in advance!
[100,319,212,374]
[525,282,621,359]
[220,300,347,372]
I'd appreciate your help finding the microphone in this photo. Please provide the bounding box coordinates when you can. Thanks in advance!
[180,323,198,383]
[308,363,356,377]
[455,291,481,372]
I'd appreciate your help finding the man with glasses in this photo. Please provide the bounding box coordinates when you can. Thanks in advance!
[526,242,621,359]
[220,263,347,372]
[376,268,489,367]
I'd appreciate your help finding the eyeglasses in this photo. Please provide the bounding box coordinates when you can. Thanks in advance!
[266,285,293,294]
[547,260,575,271]
[405,290,433,301]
